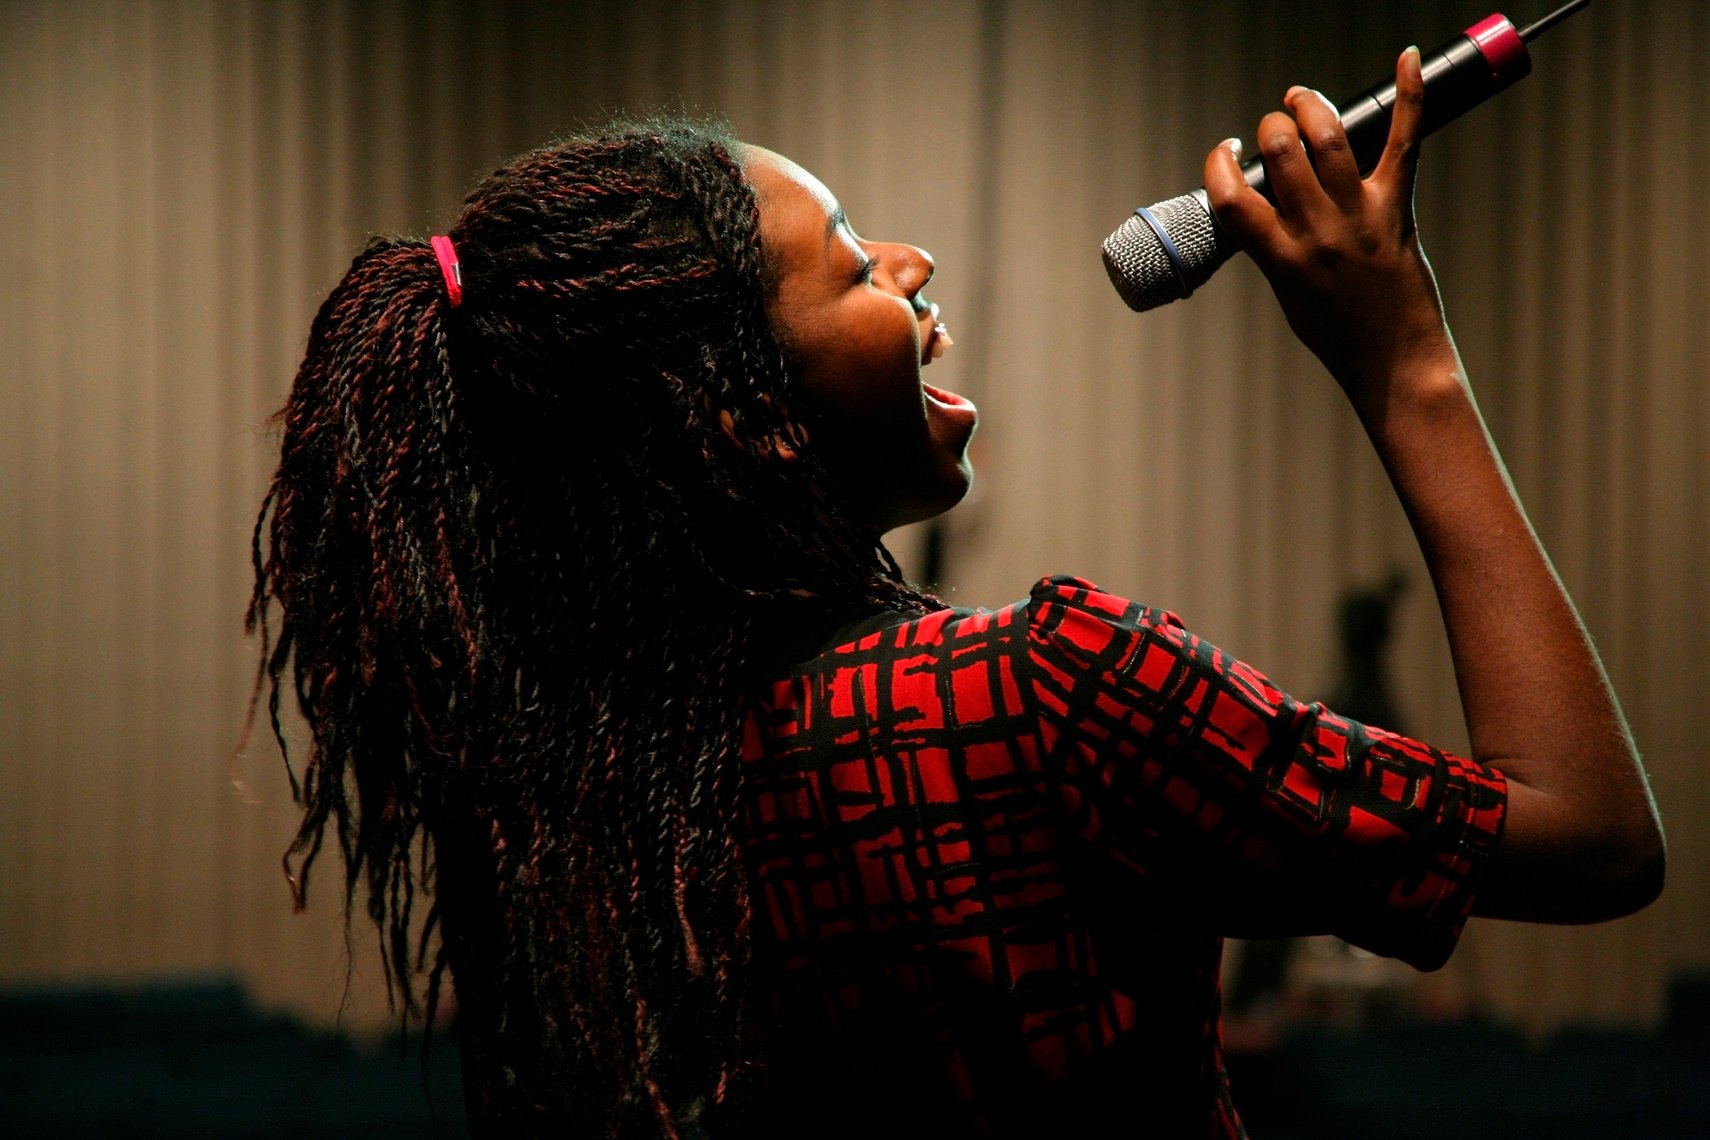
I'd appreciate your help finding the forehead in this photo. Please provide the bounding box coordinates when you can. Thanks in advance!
[740,145,843,253]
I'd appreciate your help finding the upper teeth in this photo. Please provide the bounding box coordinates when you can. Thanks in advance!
[929,322,953,360]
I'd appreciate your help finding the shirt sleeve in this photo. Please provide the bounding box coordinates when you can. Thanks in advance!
[1022,576,1507,971]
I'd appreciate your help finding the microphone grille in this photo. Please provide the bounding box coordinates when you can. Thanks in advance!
[1101,191,1233,312]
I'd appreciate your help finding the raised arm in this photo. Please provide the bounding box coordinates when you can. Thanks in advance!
[1202,47,1663,923]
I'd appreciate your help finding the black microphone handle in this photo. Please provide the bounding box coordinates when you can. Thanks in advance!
[1237,16,1532,202]
[1102,10,1565,313]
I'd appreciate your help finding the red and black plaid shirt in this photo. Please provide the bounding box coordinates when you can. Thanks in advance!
[740,577,1506,1138]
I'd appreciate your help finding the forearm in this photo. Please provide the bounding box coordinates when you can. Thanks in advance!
[1358,346,1663,921]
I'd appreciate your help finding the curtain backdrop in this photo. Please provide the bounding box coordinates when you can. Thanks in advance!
[3,0,1704,1036]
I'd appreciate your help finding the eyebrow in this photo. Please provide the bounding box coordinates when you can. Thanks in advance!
[826,206,847,248]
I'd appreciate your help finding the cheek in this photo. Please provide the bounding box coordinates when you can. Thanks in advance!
[796,302,922,427]
[849,301,923,405]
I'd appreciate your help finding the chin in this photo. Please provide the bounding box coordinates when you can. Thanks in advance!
[878,466,974,534]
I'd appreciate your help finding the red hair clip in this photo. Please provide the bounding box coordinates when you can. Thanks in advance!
[430,235,463,308]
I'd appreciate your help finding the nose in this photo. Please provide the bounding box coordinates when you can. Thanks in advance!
[873,242,935,301]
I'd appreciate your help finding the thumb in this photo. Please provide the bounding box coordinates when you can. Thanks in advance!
[1371,46,1425,198]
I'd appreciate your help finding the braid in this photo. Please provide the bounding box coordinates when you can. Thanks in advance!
[250,117,933,1137]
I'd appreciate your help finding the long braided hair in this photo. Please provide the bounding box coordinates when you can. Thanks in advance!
[248,119,934,1136]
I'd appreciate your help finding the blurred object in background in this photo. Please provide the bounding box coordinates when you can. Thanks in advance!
[1329,571,1409,734]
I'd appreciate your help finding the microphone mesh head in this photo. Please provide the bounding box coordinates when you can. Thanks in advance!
[1101,192,1233,312]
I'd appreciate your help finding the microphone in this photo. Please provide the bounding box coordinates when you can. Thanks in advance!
[1101,1,1590,313]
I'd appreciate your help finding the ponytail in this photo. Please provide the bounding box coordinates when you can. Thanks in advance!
[251,236,470,990]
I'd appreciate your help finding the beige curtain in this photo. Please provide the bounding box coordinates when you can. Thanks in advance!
[3,0,1704,1035]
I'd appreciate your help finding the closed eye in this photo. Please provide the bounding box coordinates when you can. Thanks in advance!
[855,252,879,284]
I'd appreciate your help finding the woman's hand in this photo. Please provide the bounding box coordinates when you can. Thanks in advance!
[1203,48,1457,417]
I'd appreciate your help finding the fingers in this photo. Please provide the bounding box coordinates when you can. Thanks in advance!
[1287,86,1362,206]
[1251,86,1363,228]
[1203,137,1273,252]
[1207,56,1420,252]
[1254,108,1320,224]
[1204,95,1352,251]
[1371,47,1425,197]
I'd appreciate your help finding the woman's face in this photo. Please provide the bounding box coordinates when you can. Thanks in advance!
[741,145,977,533]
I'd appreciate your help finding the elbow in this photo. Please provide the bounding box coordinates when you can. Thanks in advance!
[1570,819,1666,923]
[1477,800,1666,924]
[1476,775,1664,923]
[1609,790,1668,916]
[1604,826,1667,918]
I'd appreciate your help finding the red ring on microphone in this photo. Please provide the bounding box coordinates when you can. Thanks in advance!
[1465,13,1529,82]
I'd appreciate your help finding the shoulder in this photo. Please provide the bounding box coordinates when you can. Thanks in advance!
[746,576,1188,707]
[823,597,1032,662]
[1025,575,1292,708]
[743,597,1035,721]
[1023,575,1203,684]
[1026,575,1182,637]
[811,577,1183,680]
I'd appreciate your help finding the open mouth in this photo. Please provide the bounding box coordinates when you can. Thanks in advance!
[923,383,970,409]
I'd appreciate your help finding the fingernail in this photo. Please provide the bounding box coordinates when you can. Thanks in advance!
[1285,85,1308,102]
[1224,137,1243,160]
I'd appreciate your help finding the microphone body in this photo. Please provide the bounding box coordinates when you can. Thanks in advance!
[1103,13,1539,313]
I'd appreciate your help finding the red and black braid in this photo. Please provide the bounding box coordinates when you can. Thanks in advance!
[249,118,932,1138]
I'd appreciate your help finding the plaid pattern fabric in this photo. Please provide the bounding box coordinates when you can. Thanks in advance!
[739,576,1506,1137]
